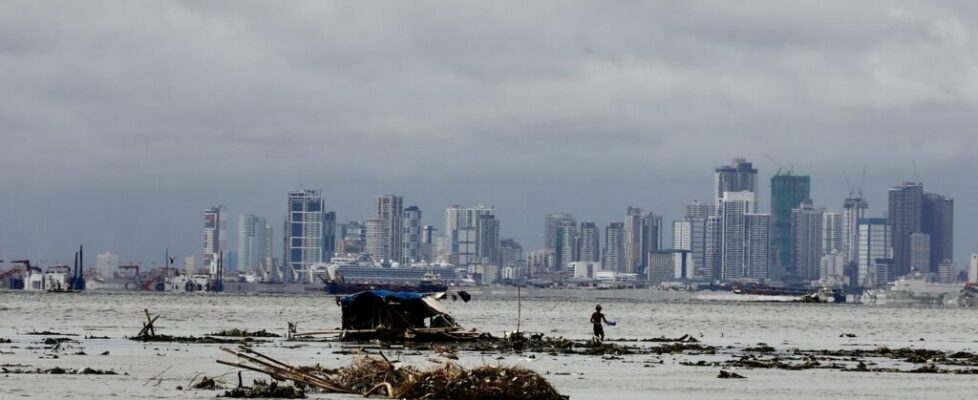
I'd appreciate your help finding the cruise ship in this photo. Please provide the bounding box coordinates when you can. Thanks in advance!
[861,275,965,306]
[318,255,470,294]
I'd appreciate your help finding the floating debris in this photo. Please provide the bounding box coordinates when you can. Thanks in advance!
[1,366,117,375]
[84,334,110,339]
[211,329,281,338]
[132,334,265,344]
[639,334,701,343]
[0,338,10,344]
[221,380,305,398]
[26,331,78,336]
[192,376,224,390]
[744,343,776,353]
[718,370,746,379]
[42,337,77,346]
[131,310,266,344]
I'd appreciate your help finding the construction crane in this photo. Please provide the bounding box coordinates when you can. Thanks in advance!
[0,267,22,280]
[764,154,794,175]
[11,260,36,272]
[843,166,867,199]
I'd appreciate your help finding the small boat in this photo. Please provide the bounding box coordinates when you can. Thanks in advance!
[797,286,845,303]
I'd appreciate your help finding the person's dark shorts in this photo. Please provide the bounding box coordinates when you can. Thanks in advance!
[593,323,604,337]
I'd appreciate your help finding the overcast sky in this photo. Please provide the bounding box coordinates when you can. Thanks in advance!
[1,1,976,267]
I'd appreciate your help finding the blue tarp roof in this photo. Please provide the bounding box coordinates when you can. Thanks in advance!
[339,290,425,306]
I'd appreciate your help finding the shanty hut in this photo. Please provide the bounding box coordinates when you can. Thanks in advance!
[336,290,475,341]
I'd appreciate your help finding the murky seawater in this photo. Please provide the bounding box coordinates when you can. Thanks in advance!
[1,289,976,399]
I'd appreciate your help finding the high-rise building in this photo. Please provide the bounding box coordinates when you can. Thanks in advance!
[715,158,759,212]
[475,214,500,265]
[673,220,692,251]
[499,239,524,268]
[420,225,436,262]
[337,221,366,256]
[888,182,923,278]
[526,248,556,276]
[685,200,715,219]
[262,221,274,279]
[770,173,811,278]
[96,252,119,278]
[454,227,478,266]
[323,212,336,261]
[402,206,422,264]
[674,201,711,279]
[623,207,662,274]
[821,210,843,256]
[555,222,578,271]
[857,218,892,286]
[704,215,723,280]
[544,212,576,250]
[744,213,770,279]
[969,254,978,284]
[579,222,600,263]
[790,201,823,281]
[922,193,954,271]
[719,192,750,279]
[364,219,385,260]
[645,214,663,268]
[624,210,643,274]
[819,250,846,286]
[543,212,577,270]
[909,232,931,272]
[648,250,679,285]
[374,195,404,263]
[842,196,869,263]
[937,260,956,284]
[603,222,625,273]
[203,205,228,275]
[447,205,495,265]
[238,215,269,272]
[284,190,331,280]
[719,191,768,279]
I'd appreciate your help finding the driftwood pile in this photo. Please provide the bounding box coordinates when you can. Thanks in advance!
[218,346,567,400]
[130,310,267,344]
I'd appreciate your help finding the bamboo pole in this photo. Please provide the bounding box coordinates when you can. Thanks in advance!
[221,347,351,393]
[517,284,522,334]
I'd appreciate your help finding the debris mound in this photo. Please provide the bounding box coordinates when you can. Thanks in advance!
[222,380,305,398]
[218,346,567,400]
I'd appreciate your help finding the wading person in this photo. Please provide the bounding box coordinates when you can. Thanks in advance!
[590,304,609,342]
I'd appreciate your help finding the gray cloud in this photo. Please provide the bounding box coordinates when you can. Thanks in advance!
[1,1,976,265]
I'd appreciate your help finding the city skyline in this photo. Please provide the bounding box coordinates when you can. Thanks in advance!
[2,160,971,272]
[2,2,977,270]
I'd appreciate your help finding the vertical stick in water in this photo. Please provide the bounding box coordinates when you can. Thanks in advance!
[516,284,522,334]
